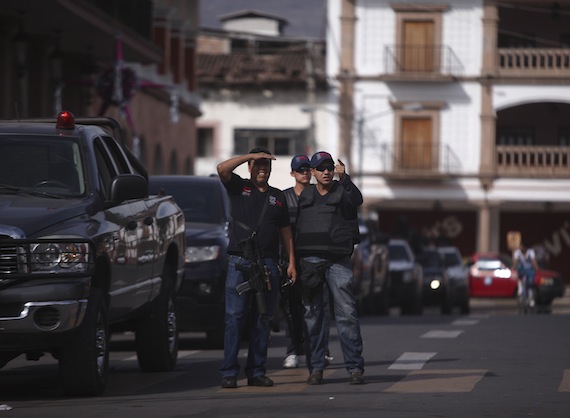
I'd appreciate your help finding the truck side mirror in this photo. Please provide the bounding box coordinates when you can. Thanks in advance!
[110,174,148,202]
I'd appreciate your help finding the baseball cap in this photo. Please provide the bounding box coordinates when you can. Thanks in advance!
[310,151,334,168]
[291,154,310,170]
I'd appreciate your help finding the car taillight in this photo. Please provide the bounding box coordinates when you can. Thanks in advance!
[56,110,75,129]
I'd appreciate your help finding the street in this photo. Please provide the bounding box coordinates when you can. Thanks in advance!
[1,292,570,417]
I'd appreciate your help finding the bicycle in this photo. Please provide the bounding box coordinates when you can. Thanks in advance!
[517,269,536,314]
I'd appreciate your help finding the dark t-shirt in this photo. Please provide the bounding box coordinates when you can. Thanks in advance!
[224,173,290,259]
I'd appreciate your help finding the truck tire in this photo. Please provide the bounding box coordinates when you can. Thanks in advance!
[135,265,179,372]
[59,288,109,396]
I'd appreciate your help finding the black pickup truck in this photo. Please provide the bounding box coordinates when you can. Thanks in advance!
[0,111,185,396]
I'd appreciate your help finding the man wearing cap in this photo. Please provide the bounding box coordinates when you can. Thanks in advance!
[217,147,296,389]
[280,154,311,369]
[295,151,365,385]
[281,154,334,369]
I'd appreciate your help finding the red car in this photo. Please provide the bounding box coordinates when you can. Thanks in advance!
[467,253,565,307]
[467,253,518,298]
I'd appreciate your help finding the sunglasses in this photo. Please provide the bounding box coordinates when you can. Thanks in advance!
[295,167,310,174]
[315,164,335,172]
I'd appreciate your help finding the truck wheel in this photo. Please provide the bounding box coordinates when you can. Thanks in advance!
[135,266,179,372]
[59,288,109,396]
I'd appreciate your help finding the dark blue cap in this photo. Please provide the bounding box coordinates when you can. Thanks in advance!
[310,151,334,168]
[291,154,310,170]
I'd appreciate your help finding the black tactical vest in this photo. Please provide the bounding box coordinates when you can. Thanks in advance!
[295,183,358,257]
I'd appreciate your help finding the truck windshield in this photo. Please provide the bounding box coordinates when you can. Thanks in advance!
[0,135,85,196]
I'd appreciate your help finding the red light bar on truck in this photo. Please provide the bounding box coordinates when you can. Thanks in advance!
[56,111,75,130]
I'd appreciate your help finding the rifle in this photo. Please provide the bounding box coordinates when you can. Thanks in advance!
[235,231,272,330]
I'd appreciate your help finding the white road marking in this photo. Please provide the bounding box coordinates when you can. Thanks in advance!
[422,330,464,338]
[177,350,200,358]
[388,352,437,370]
[452,319,479,326]
[122,350,199,362]
[385,369,487,393]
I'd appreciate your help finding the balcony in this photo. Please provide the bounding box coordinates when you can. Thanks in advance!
[383,45,463,81]
[496,145,570,177]
[498,48,570,78]
[377,142,462,179]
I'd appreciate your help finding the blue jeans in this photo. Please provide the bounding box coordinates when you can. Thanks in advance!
[220,255,280,379]
[519,267,535,287]
[301,255,364,375]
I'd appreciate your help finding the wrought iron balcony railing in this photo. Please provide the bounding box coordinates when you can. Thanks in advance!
[498,48,570,76]
[384,45,464,78]
[378,142,462,177]
[496,145,570,177]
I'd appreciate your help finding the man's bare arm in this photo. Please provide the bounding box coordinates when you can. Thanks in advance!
[279,226,297,284]
[217,152,275,183]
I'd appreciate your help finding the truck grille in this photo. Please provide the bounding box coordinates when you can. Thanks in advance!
[0,238,20,274]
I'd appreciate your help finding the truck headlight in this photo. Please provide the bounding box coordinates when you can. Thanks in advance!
[30,241,91,273]
[185,245,220,263]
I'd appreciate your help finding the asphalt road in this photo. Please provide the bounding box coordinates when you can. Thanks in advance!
[1,291,570,417]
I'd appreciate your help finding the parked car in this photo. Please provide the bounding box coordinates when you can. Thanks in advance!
[417,247,452,314]
[467,251,564,309]
[149,175,230,348]
[351,222,390,315]
[533,266,565,308]
[0,112,186,396]
[387,239,423,315]
[467,253,518,298]
[438,246,470,314]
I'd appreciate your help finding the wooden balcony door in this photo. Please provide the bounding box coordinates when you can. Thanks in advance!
[401,117,432,170]
[403,21,435,72]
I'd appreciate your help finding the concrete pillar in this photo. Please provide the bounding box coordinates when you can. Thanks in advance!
[338,0,356,166]
[477,200,491,252]
[481,0,499,76]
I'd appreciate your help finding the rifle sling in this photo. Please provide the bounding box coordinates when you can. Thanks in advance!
[234,191,270,238]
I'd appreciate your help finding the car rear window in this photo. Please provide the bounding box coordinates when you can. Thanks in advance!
[388,244,411,262]
[150,180,225,224]
[477,259,503,270]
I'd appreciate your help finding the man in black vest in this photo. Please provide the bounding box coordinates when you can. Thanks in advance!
[280,154,311,369]
[217,147,296,389]
[282,154,334,369]
[295,151,365,385]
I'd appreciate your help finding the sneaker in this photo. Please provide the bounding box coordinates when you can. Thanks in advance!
[221,377,237,389]
[307,370,323,385]
[283,354,299,369]
[324,354,333,368]
[349,372,364,385]
[247,375,274,387]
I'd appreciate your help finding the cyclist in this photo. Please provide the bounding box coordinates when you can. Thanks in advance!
[512,243,540,309]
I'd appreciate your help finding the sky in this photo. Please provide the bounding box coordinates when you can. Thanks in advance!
[200,0,328,39]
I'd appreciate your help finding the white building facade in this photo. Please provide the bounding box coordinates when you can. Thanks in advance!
[328,0,570,280]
